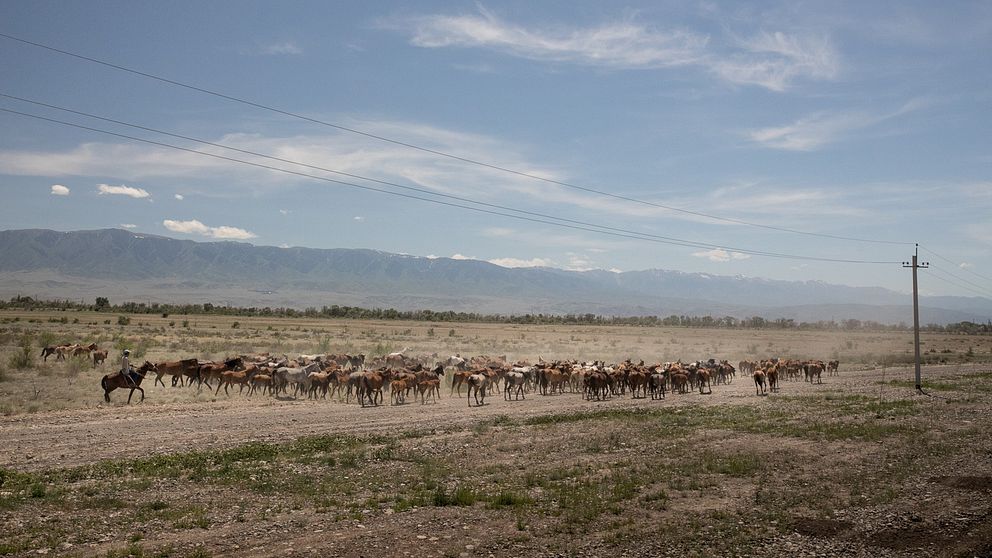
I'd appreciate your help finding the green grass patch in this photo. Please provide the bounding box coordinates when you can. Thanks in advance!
[486,490,533,509]
[432,485,477,507]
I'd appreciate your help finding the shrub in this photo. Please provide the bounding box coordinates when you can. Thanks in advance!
[9,334,33,370]
[38,331,58,348]
[117,315,131,326]
[65,356,87,385]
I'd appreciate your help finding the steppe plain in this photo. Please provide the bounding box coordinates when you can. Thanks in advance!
[1,309,990,557]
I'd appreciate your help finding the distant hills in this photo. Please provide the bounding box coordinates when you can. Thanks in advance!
[1,228,990,325]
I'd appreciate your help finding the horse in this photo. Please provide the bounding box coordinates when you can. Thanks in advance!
[92,349,109,368]
[753,370,767,396]
[41,346,59,362]
[466,373,489,407]
[101,361,157,404]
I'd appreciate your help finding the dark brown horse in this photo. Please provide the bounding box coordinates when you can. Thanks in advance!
[101,361,157,404]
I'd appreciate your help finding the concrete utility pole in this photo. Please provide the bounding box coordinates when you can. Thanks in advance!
[902,244,929,392]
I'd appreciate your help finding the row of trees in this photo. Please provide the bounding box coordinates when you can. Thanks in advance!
[3,295,990,334]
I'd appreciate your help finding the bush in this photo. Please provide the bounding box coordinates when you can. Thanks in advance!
[38,331,58,348]
[8,334,33,370]
[65,356,87,385]
[117,315,131,326]
[112,336,155,361]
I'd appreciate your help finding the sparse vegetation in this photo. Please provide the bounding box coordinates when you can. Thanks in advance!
[0,308,989,556]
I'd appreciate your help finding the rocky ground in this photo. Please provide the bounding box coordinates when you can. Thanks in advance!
[1,363,990,557]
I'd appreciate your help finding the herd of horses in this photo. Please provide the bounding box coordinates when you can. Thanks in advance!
[41,342,108,367]
[92,349,840,406]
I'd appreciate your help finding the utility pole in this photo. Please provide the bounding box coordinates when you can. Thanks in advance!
[902,244,929,392]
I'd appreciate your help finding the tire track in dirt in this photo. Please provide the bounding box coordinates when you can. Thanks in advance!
[0,364,977,472]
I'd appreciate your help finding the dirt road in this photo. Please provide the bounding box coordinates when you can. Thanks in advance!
[0,363,953,472]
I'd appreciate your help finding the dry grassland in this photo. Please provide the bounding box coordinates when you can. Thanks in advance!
[0,310,991,558]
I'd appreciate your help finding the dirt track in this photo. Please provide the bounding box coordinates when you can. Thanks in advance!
[0,363,956,472]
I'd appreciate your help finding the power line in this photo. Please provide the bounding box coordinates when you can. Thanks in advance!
[0,92,757,255]
[0,31,912,247]
[918,245,992,284]
[0,104,903,265]
[925,266,992,299]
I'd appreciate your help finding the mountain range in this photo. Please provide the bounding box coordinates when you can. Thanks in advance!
[1,228,990,325]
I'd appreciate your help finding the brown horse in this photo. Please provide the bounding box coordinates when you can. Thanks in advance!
[101,361,157,404]
[92,349,109,368]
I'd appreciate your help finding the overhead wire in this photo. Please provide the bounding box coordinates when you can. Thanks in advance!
[0,103,904,265]
[0,31,912,247]
[0,92,755,254]
[918,245,992,284]
[924,267,992,299]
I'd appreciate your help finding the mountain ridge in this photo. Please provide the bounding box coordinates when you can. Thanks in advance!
[1,228,989,325]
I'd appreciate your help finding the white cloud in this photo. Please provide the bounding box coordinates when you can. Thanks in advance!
[959,262,974,269]
[97,183,150,199]
[692,248,751,262]
[488,257,554,268]
[713,31,839,91]
[405,8,708,69]
[396,10,839,91]
[162,219,256,240]
[279,209,291,215]
[50,184,70,196]
[353,216,365,221]
[120,223,137,229]
[174,194,184,201]
[450,253,474,260]
[260,41,303,55]
[748,99,926,151]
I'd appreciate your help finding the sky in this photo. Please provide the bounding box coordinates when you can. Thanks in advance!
[1,1,990,298]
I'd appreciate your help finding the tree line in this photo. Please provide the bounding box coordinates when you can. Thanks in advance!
[2,295,990,334]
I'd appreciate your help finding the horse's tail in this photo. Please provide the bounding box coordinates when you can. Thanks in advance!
[100,375,108,391]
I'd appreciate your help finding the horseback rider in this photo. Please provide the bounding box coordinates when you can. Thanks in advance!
[121,349,135,386]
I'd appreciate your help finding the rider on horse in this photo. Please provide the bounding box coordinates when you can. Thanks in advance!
[121,349,138,387]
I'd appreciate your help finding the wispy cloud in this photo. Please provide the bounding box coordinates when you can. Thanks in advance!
[713,31,839,91]
[174,194,184,201]
[403,7,708,69]
[747,99,927,151]
[692,248,751,262]
[259,41,303,55]
[959,262,974,269]
[50,184,70,196]
[97,183,150,199]
[120,223,137,229]
[393,8,839,91]
[488,257,554,268]
[163,219,256,240]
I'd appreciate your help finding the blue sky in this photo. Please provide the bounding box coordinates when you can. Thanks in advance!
[1,1,990,298]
